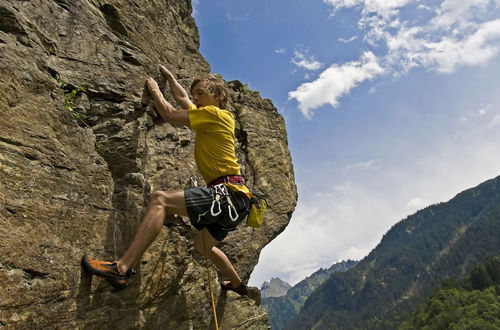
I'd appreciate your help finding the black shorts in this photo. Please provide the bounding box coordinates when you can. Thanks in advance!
[184,184,251,241]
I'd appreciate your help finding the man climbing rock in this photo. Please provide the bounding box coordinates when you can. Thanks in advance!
[82,65,252,296]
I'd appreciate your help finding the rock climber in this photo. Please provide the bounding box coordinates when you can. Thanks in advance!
[81,65,251,296]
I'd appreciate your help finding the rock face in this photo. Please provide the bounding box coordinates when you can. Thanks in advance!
[0,1,297,329]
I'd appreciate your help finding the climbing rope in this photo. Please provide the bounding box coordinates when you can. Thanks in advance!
[202,230,219,330]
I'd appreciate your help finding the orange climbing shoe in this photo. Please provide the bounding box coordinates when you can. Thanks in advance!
[81,254,130,290]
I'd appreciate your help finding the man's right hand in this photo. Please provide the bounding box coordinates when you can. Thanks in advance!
[160,65,175,80]
[159,64,194,110]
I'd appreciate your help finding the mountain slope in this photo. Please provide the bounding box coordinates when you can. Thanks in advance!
[400,256,500,329]
[286,175,500,330]
[263,260,357,329]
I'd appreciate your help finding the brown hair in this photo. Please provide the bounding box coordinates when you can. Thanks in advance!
[190,74,229,109]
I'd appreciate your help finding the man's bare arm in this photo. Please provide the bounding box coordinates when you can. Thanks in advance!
[147,78,190,127]
[160,65,195,110]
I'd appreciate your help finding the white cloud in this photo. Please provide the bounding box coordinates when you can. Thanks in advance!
[250,182,398,285]
[418,19,500,73]
[432,0,491,28]
[290,0,500,117]
[227,9,253,21]
[381,19,500,73]
[289,51,384,118]
[489,114,500,127]
[331,1,500,74]
[304,72,313,80]
[417,4,433,11]
[346,159,381,170]
[338,36,358,43]
[457,103,498,130]
[478,103,493,116]
[406,197,428,210]
[292,49,323,71]
[191,0,200,18]
[324,0,414,19]
[274,48,286,54]
[323,0,363,14]
[333,181,353,192]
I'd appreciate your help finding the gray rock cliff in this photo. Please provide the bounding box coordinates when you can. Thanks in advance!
[0,0,297,328]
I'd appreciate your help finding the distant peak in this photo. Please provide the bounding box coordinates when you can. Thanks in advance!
[261,277,292,298]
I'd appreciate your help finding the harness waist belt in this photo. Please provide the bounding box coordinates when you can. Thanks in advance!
[208,175,245,187]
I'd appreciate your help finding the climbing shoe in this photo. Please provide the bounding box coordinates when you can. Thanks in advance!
[221,281,249,296]
[81,254,131,291]
[221,281,261,305]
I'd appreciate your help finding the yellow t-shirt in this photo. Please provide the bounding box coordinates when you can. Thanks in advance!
[188,104,251,196]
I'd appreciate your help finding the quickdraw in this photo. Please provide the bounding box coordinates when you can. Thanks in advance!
[209,184,239,222]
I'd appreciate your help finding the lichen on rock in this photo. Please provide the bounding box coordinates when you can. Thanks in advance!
[0,1,296,328]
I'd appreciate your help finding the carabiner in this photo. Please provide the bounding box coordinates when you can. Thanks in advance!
[210,194,222,216]
[227,196,239,222]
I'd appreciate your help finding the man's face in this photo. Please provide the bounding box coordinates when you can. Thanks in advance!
[192,81,220,108]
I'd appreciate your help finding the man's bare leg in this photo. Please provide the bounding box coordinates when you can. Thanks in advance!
[116,189,188,275]
[194,228,242,287]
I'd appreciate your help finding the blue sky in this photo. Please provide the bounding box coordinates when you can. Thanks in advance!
[193,0,500,286]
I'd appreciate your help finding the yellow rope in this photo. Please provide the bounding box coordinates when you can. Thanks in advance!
[202,230,219,330]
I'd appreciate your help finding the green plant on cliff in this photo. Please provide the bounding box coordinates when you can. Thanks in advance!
[238,83,250,94]
[55,74,87,119]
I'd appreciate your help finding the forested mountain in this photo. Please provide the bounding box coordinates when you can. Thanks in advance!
[400,256,500,329]
[263,260,357,330]
[286,176,500,329]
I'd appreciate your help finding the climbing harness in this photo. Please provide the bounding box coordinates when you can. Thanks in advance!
[202,230,219,330]
[208,174,245,186]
